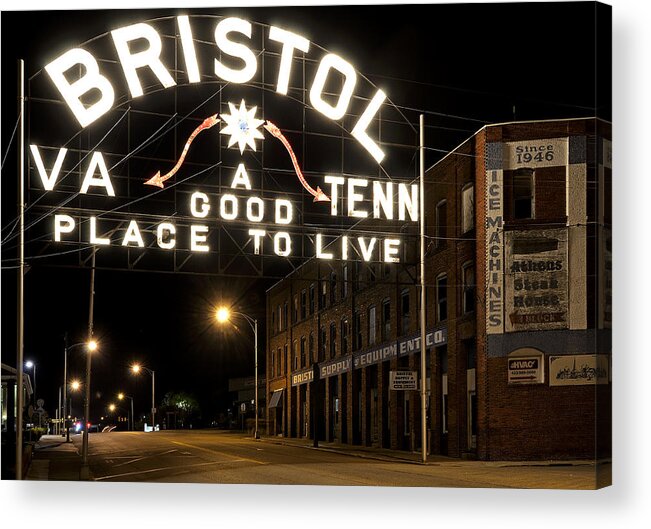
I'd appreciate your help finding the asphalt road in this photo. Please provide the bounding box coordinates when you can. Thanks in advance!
[68,430,606,488]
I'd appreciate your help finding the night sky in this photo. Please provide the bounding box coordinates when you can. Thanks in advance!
[1,3,610,424]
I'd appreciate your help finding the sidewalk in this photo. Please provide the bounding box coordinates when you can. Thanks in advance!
[26,435,83,481]
[259,434,603,468]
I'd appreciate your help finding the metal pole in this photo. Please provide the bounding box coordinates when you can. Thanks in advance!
[151,371,155,431]
[130,397,134,432]
[57,387,62,435]
[82,249,96,471]
[419,114,427,464]
[254,319,259,439]
[63,335,69,441]
[16,58,25,480]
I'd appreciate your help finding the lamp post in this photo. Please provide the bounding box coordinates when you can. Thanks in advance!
[216,307,260,440]
[63,340,96,441]
[117,393,134,431]
[131,364,155,431]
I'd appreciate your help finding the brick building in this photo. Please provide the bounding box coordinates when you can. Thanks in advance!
[265,117,611,461]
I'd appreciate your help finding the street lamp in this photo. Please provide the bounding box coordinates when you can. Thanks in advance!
[117,392,134,431]
[24,361,39,427]
[63,340,97,442]
[215,306,260,440]
[24,360,35,404]
[108,403,116,412]
[131,364,155,431]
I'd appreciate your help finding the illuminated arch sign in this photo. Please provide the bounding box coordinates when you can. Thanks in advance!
[29,15,418,265]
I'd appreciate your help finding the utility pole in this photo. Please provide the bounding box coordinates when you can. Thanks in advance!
[81,249,96,476]
[419,114,428,464]
[15,59,25,480]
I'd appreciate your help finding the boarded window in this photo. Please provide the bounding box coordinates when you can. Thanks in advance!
[462,184,474,233]
[513,169,534,219]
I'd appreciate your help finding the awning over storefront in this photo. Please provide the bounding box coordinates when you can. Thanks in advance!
[268,389,284,408]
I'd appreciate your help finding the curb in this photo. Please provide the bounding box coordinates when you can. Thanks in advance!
[257,436,604,468]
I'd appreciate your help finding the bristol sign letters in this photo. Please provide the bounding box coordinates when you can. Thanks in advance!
[31,16,417,263]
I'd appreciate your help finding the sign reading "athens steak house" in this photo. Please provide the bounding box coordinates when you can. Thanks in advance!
[505,229,568,332]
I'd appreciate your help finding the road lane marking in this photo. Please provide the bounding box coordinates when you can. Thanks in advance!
[94,459,248,481]
[170,440,267,466]
[112,449,178,468]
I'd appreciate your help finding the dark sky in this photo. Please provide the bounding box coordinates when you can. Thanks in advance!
[1,3,610,423]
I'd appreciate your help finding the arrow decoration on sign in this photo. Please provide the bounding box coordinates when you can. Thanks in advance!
[144,114,220,188]
[144,103,330,203]
[263,120,330,203]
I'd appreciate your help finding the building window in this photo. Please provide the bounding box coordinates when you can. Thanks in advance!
[466,340,476,369]
[271,350,275,377]
[309,332,314,364]
[341,317,349,355]
[278,347,282,376]
[272,311,276,334]
[329,322,337,359]
[277,304,282,331]
[330,272,337,305]
[382,298,391,341]
[319,326,326,362]
[301,289,307,320]
[319,280,327,310]
[435,199,447,247]
[436,274,448,322]
[283,302,288,330]
[352,262,360,292]
[513,168,534,219]
[354,310,362,350]
[462,262,475,314]
[401,289,410,335]
[292,340,298,370]
[283,345,288,375]
[368,305,377,345]
[462,184,474,233]
[342,265,349,299]
[309,283,315,315]
[368,264,377,283]
[293,295,299,324]
[300,336,306,368]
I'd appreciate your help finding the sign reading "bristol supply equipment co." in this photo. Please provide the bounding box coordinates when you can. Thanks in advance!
[30,15,419,263]
[389,371,418,391]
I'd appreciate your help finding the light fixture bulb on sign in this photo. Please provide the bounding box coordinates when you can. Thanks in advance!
[219,99,265,153]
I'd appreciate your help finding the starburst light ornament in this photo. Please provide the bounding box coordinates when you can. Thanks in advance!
[220,99,265,153]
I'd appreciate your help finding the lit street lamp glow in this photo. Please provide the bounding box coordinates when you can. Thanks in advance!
[70,380,81,391]
[216,307,230,323]
[87,340,98,352]
[108,404,116,412]
[25,360,34,368]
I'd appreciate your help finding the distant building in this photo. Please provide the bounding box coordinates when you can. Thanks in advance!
[228,375,266,429]
[265,117,611,461]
